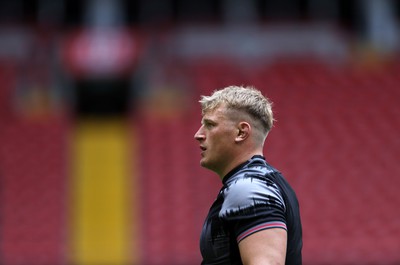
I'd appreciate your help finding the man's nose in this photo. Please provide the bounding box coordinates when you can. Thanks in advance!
[194,127,204,141]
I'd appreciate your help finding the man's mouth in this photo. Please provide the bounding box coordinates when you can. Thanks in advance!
[200,146,206,155]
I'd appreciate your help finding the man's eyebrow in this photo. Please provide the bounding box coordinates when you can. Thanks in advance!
[201,118,216,125]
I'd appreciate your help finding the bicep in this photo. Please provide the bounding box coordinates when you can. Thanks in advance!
[238,228,287,265]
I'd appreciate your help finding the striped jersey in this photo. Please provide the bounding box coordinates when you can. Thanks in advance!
[200,155,302,265]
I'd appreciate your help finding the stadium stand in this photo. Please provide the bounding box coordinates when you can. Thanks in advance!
[2,0,400,263]
[0,117,70,265]
[1,45,399,265]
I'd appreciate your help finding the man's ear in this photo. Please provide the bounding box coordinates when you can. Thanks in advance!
[235,122,251,143]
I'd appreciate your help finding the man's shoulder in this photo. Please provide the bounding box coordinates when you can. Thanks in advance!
[219,165,286,219]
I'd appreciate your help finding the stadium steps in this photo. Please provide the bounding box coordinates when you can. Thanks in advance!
[69,118,138,265]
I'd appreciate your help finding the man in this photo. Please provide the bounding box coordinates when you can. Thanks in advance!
[194,86,302,265]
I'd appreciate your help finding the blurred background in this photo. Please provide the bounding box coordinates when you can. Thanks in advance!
[0,0,399,264]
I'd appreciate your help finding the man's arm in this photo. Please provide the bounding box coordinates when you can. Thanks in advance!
[238,228,287,265]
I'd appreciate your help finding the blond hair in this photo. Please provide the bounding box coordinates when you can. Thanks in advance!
[199,86,274,135]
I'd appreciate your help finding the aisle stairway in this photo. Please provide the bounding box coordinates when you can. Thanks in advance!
[70,119,139,265]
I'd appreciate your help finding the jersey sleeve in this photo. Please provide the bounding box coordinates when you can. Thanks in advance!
[219,175,287,243]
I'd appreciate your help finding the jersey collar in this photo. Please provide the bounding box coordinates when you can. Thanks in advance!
[222,155,265,184]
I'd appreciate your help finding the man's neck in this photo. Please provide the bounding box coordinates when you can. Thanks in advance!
[219,151,264,180]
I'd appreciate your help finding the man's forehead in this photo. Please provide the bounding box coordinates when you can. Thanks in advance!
[202,104,227,118]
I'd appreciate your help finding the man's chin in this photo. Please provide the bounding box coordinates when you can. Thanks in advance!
[200,159,210,169]
[200,160,215,172]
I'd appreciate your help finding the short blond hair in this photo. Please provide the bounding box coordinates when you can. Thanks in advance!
[199,85,274,134]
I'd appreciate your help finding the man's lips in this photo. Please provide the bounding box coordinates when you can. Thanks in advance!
[200,146,206,155]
